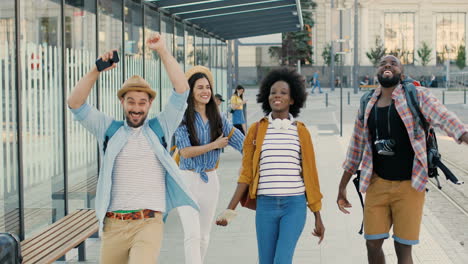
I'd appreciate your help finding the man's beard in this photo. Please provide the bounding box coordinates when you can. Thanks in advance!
[126,111,146,128]
[377,73,401,88]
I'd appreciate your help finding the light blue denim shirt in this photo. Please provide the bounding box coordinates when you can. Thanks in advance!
[69,90,198,234]
[175,112,244,182]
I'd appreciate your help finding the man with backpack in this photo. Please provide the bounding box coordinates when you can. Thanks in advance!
[67,33,197,264]
[336,55,468,264]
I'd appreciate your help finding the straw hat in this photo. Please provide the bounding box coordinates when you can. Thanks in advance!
[117,75,156,99]
[185,65,214,88]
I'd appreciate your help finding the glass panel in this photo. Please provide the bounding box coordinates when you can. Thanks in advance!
[195,30,205,66]
[143,6,160,115]
[384,12,415,64]
[203,33,210,67]
[64,0,98,212]
[144,5,160,115]
[436,13,466,64]
[0,0,20,235]
[124,0,143,79]
[185,26,194,70]
[221,41,228,112]
[20,0,65,237]
[98,0,123,118]
[175,21,185,70]
[160,15,173,109]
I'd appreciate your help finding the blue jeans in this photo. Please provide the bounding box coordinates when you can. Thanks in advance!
[255,195,307,264]
[311,81,322,93]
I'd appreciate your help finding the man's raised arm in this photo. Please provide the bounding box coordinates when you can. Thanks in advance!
[146,33,188,94]
[67,50,118,109]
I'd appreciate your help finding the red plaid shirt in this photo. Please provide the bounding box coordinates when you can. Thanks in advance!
[343,85,467,192]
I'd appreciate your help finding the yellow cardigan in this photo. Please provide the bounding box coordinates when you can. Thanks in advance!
[237,117,323,212]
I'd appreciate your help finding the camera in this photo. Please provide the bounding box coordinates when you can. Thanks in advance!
[374,139,396,156]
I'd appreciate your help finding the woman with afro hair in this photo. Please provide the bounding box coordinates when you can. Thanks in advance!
[216,67,325,263]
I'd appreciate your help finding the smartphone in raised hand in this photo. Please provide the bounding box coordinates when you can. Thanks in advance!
[95,50,119,72]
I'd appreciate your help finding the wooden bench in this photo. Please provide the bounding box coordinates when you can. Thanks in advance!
[52,175,98,208]
[21,209,98,264]
[360,84,379,90]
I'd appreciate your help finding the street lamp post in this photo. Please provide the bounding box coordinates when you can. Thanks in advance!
[330,0,335,92]
[353,0,359,94]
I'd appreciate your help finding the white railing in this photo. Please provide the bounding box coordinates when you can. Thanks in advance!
[0,40,18,197]
[65,47,98,188]
[20,42,63,188]
[448,71,468,90]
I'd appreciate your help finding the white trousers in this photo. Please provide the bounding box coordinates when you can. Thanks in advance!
[178,170,220,264]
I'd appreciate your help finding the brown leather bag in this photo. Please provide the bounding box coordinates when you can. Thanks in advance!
[239,122,260,210]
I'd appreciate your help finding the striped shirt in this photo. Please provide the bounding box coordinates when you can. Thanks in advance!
[175,112,244,176]
[343,85,467,192]
[257,116,305,196]
[108,126,166,212]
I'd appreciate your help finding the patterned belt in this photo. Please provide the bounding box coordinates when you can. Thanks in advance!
[105,209,161,220]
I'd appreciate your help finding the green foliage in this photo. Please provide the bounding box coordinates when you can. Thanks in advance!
[455,45,466,70]
[321,43,339,66]
[268,46,282,63]
[416,41,432,66]
[276,0,317,66]
[366,36,386,67]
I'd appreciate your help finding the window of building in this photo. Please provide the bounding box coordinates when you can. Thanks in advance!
[436,13,466,64]
[384,12,415,64]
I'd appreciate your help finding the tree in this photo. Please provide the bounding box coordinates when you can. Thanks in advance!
[268,46,282,64]
[417,41,432,66]
[321,43,339,66]
[276,0,317,66]
[455,44,466,70]
[366,36,386,67]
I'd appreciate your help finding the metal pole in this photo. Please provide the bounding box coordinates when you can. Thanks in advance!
[330,0,335,92]
[325,93,328,107]
[234,39,239,88]
[348,91,350,105]
[353,0,359,94]
[442,90,445,104]
[340,55,343,137]
[464,89,466,104]
[227,40,233,93]
[14,0,25,240]
[60,0,69,217]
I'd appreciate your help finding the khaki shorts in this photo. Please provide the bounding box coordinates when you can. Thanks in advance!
[364,175,425,245]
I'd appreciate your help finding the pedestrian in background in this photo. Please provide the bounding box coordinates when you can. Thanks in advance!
[230,85,247,134]
[311,70,323,94]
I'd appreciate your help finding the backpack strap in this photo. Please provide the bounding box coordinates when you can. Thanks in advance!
[403,83,428,133]
[103,120,124,153]
[148,118,167,149]
[358,89,375,124]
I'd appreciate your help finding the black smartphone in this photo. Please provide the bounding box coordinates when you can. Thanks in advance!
[95,50,120,72]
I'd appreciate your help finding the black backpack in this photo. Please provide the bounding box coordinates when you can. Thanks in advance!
[0,233,22,264]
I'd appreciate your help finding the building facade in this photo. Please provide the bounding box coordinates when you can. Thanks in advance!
[312,0,468,67]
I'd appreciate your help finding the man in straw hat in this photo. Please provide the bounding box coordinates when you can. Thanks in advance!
[67,33,198,264]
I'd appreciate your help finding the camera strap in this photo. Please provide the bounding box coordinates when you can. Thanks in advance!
[374,100,393,140]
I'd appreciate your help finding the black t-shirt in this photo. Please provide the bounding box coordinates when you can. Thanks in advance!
[368,102,415,181]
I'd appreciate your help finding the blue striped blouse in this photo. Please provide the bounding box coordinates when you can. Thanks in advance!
[175,112,244,182]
